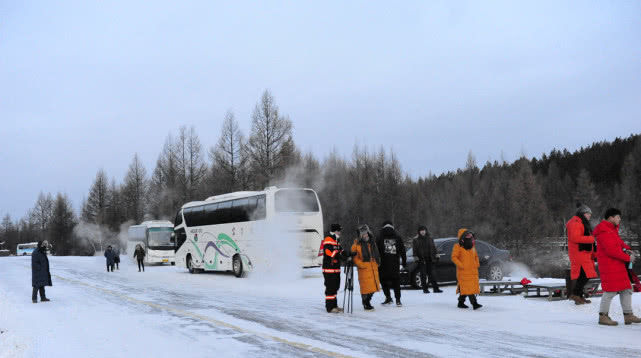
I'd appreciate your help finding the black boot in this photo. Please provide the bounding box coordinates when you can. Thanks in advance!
[470,295,482,310]
[433,285,443,293]
[396,299,402,307]
[382,297,393,305]
[458,296,469,309]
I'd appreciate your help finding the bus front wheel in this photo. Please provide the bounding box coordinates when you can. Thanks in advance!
[186,255,195,274]
[233,255,244,278]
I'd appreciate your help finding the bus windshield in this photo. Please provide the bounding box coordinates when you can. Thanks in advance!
[148,228,173,248]
[275,189,319,213]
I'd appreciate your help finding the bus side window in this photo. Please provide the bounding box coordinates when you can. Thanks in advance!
[203,203,218,226]
[183,207,196,226]
[254,196,266,220]
[196,206,208,226]
[232,199,250,223]
[217,201,233,224]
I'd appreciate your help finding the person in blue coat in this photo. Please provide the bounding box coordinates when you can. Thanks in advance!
[31,240,52,303]
[104,245,116,272]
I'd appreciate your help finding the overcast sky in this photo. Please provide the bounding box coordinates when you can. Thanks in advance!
[1,1,640,220]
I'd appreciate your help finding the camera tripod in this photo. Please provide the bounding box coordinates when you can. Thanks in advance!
[342,259,354,314]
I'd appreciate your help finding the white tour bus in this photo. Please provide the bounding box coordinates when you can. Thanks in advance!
[17,242,38,256]
[127,220,176,265]
[173,187,323,277]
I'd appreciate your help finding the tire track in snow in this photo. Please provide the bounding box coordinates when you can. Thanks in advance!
[48,271,358,358]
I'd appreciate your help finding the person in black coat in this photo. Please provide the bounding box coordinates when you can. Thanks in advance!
[104,246,116,272]
[376,221,406,306]
[133,244,145,272]
[31,240,52,303]
[412,225,443,293]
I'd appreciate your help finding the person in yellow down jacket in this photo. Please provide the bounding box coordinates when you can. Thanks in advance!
[351,224,381,311]
[451,229,482,310]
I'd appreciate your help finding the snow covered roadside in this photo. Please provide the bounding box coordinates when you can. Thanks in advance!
[2,255,641,357]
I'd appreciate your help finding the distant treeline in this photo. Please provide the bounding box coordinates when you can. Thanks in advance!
[1,90,640,258]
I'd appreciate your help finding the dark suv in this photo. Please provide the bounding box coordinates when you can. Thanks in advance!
[400,237,511,288]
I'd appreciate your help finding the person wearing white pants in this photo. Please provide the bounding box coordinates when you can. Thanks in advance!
[593,208,641,326]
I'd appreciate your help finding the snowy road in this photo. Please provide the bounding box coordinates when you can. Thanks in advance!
[2,256,641,358]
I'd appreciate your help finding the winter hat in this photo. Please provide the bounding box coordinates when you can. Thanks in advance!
[604,208,622,220]
[457,228,469,240]
[330,223,342,232]
[382,220,394,230]
[417,225,428,234]
[575,202,592,216]
[358,224,371,234]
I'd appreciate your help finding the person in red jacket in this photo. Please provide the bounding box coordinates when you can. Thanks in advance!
[566,203,598,304]
[594,208,641,326]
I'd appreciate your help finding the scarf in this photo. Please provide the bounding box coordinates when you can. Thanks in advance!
[358,237,381,265]
[579,215,592,236]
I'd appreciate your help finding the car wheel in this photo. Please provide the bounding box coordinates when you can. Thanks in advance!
[487,264,504,281]
[233,255,244,278]
[412,270,422,289]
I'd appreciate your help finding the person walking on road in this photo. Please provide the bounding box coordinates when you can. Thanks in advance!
[566,203,598,305]
[594,208,641,326]
[104,245,116,272]
[352,225,381,311]
[412,225,443,293]
[31,240,52,303]
[133,244,145,272]
[452,229,482,310]
[377,221,406,306]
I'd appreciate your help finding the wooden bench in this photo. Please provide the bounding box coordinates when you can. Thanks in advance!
[479,281,525,296]
[523,283,567,301]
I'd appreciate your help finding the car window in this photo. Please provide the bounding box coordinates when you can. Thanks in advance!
[438,241,456,255]
[476,241,491,258]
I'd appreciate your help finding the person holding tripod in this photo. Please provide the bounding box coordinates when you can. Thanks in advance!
[322,223,350,313]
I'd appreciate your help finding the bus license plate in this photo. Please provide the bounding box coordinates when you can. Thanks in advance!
[162,259,168,262]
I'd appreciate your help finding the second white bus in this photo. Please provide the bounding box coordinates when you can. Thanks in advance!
[127,221,176,265]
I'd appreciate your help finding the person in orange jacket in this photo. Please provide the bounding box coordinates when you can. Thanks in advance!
[451,229,482,310]
[566,203,598,304]
[351,225,381,311]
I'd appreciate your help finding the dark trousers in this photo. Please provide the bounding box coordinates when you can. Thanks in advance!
[419,261,440,291]
[115,261,119,270]
[361,293,373,307]
[32,286,46,301]
[107,263,114,272]
[459,294,478,304]
[382,276,401,300]
[323,272,340,312]
[137,259,144,272]
[573,267,589,296]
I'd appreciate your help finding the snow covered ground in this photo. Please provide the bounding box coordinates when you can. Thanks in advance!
[2,256,641,358]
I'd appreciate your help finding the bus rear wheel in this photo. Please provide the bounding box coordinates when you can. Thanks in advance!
[233,255,244,278]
